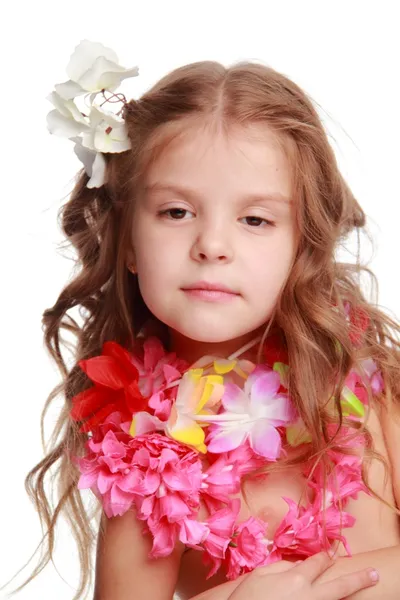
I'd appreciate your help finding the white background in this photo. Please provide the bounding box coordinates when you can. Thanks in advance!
[1,0,399,598]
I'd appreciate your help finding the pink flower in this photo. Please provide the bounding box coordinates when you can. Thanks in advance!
[226,517,269,580]
[227,442,268,477]
[146,515,209,558]
[202,502,270,580]
[206,367,294,460]
[202,500,241,578]
[201,443,265,513]
[130,337,188,397]
[362,359,384,394]
[130,434,205,557]
[273,495,355,558]
[76,415,140,517]
[201,457,241,504]
[76,423,204,541]
[344,359,384,407]
[309,462,367,508]
[148,390,175,421]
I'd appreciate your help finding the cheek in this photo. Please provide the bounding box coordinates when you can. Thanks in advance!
[245,233,294,295]
[135,234,185,298]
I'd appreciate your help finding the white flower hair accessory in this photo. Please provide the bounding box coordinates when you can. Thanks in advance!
[46,40,139,188]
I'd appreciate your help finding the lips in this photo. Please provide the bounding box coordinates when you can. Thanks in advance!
[181,281,238,294]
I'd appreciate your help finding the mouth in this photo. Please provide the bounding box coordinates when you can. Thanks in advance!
[182,281,238,293]
[181,281,240,303]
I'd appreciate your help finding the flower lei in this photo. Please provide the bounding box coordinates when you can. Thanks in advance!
[70,314,384,580]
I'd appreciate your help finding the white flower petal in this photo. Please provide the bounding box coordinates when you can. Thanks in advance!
[55,80,85,100]
[87,152,107,188]
[73,142,96,174]
[46,92,70,117]
[67,40,119,82]
[93,124,131,153]
[46,109,87,138]
[99,65,139,90]
[73,143,106,188]
[91,103,125,122]
[81,129,96,151]
[47,91,88,125]
[65,40,139,94]
[67,101,89,125]
[78,57,139,92]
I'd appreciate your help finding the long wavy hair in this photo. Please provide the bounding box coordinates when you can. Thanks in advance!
[7,59,400,599]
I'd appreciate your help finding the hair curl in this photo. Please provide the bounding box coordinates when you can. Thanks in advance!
[6,60,400,599]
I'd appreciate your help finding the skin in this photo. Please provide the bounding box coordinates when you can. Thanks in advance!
[190,553,379,600]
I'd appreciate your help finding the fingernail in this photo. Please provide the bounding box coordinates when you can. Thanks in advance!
[369,569,379,583]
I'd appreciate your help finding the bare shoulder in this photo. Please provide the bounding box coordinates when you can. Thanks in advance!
[340,400,400,554]
[374,397,400,508]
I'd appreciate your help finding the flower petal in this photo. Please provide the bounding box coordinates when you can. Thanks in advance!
[46,109,87,138]
[70,385,110,420]
[86,152,107,188]
[79,355,128,388]
[249,421,282,460]
[54,80,85,100]
[250,370,281,407]
[130,412,164,437]
[207,426,247,454]
[66,40,119,82]
[222,383,249,413]
[167,413,207,453]
[179,519,209,545]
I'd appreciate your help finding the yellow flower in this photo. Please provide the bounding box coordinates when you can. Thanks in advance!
[166,369,224,453]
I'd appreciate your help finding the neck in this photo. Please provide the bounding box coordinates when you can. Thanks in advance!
[167,325,268,364]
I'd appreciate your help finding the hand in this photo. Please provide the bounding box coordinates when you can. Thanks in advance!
[227,552,379,600]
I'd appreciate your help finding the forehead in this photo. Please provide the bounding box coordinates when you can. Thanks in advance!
[144,122,294,200]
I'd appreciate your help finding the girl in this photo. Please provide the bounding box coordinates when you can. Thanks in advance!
[10,40,400,599]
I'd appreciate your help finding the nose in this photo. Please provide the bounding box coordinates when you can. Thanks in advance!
[190,221,234,264]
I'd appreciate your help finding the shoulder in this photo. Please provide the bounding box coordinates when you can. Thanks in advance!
[374,396,400,509]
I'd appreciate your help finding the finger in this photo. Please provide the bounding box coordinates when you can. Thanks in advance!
[252,560,296,576]
[317,568,379,600]
[291,552,335,581]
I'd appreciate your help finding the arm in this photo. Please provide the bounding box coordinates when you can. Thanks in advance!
[316,545,400,598]
[93,508,184,600]
[317,399,400,598]
[189,554,379,600]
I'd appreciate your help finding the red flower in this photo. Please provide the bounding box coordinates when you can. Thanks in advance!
[344,302,370,346]
[70,342,146,433]
[263,332,289,367]
[349,307,370,346]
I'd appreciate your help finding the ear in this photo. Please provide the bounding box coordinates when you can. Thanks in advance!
[126,248,137,273]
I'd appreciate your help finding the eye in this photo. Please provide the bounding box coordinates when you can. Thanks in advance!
[158,208,194,220]
[240,216,274,227]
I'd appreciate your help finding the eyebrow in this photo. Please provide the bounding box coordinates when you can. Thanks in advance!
[144,182,292,205]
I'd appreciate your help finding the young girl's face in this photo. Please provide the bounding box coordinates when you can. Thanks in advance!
[131,123,296,348]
